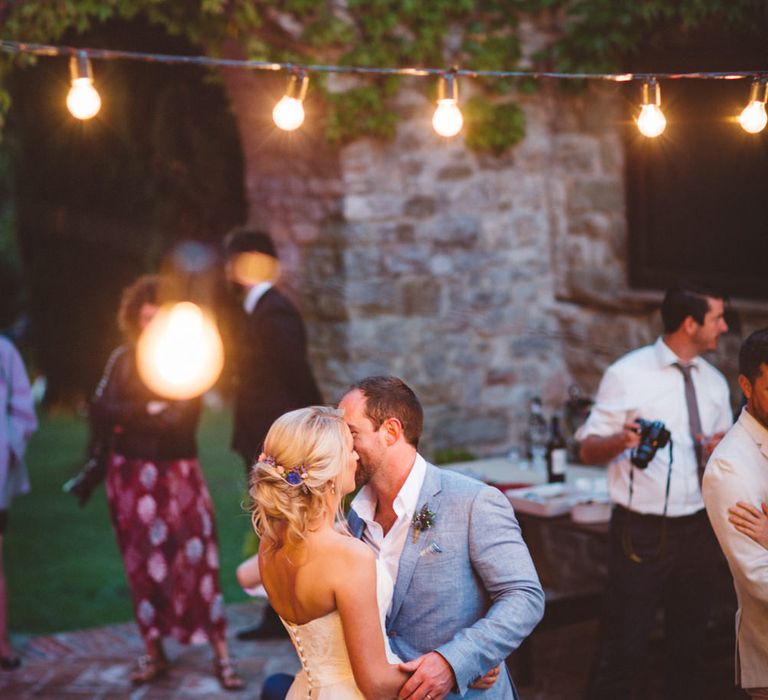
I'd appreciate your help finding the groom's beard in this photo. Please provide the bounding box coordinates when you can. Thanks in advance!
[355,453,384,488]
[355,461,373,489]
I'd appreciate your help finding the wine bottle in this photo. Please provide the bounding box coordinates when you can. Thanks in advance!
[546,414,567,483]
[526,397,548,470]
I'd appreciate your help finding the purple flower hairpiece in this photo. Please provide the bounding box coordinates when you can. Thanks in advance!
[259,452,309,487]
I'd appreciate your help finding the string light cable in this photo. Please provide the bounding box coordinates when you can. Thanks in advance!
[2,39,767,136]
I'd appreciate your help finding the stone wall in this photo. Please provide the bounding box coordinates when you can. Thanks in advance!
[221,55,768,460]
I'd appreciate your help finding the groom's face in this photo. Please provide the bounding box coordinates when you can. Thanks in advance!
[339,389,387,487]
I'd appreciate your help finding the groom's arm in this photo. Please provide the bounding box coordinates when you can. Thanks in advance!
[436,485,544,695]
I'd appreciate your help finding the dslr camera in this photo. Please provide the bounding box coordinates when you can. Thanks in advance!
[630,419,671,469]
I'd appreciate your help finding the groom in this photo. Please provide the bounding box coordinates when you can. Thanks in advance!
[341,376,545,699]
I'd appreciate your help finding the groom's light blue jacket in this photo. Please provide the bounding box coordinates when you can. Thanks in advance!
[348,461,545,699]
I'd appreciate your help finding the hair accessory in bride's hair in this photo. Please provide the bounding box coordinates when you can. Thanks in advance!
[258,452,309,486]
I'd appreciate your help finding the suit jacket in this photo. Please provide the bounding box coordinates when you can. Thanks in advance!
[231,287,322,464]
[349,463,544,699]
[703,408,768,687]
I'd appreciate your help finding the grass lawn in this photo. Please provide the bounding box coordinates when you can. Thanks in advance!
[6,406,254,635]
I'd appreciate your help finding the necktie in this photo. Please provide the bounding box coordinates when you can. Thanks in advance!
[674,363,704,482]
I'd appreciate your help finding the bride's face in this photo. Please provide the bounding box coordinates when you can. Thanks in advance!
[341,428,359,497]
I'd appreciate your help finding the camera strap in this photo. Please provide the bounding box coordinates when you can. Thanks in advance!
[622,440,674,563]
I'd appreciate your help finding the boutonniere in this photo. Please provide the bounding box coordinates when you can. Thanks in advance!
[411,503,436,544]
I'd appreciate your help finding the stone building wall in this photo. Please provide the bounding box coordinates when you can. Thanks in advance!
[221,48,768,459]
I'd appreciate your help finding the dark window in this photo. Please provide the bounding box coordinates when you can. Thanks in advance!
[626,35,768,300]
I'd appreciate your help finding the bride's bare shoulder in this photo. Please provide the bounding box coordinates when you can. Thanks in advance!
[327,530,375,565]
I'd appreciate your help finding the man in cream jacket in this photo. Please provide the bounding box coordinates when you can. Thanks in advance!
[703,328,768,697]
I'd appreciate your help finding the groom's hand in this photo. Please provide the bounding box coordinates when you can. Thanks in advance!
[397,652,455,700]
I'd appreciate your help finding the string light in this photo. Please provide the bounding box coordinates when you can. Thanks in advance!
[739,79,768,134]
[2,41,768,138]
[637,78,666,138]
[272,71,308,131]
[432,73,463,137]
[66,50,101,120]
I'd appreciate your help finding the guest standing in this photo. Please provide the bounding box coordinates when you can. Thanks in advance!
[0,336,37,669]
[90,275,243,690]
[577,281,732,699]
[223,228,322,641]
[703,329,768,697]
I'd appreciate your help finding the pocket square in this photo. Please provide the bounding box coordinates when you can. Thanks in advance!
[419,542,443,557]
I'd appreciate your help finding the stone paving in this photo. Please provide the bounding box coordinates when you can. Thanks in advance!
[0,601,299,699]
[0,600,744,699]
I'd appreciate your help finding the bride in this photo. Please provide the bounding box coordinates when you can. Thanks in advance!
[249,406,408,699]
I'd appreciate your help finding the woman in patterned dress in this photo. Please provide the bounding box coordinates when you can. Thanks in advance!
[90,275,243,690]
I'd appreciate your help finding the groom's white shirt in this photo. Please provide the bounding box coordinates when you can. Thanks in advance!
[350,453,427,615]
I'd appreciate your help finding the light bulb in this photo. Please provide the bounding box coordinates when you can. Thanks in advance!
[637,104,666,137]
[432,73,463,138]
[137,302,224,400]
[66,52,101,120]
[637,79,666,137]
[432,99,463,137]
[739,101,768,133]
[273,96,305,131]
[739,80,768,134]
[273,72,309,131]
[67,78,101,120]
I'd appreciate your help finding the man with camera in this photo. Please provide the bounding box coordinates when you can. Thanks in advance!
[577,281,732,699]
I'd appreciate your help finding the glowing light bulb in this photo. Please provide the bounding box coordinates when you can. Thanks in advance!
[432,73,463,138]
[273,97,305,131]
[433,99,463,137]
[637,104,666,137]
[739,80,768,133]
[273,73,308,131]
[740,101,767,133]
[67,78,101,120]
[66,52,101,120]
[636,79,666,138]
[137,302,224,400]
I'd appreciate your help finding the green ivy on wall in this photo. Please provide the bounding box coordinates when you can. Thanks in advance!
[1,0,767,152]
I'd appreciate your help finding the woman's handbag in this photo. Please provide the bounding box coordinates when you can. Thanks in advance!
[62,443,110,507]
[62,347,123,507]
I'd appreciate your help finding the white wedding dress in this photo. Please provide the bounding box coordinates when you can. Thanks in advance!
[281,558,401,699]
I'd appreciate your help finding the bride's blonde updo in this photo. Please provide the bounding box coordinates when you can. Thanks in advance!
[250,406,349,549]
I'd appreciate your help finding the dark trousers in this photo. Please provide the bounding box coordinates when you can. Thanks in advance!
[586,506,719,700]
[261,673,294,700]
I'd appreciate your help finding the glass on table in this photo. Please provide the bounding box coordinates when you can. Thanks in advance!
[507,446,532,471]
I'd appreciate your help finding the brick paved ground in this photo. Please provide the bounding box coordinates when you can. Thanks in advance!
[0,601,745,699]
[0,601,299,700]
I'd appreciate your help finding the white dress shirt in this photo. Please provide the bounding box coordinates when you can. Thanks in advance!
[576,337,732,516]
[243,282,273,314]
[350,453,427,614]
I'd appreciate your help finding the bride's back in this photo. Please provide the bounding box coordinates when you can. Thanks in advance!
[260,527,371,625]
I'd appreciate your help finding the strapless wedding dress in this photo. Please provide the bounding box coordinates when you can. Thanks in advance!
[281,558,400,699]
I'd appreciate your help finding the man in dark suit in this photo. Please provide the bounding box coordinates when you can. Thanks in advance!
[224,228,323,640]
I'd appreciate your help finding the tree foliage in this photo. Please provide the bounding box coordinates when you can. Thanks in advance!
[3,18,246,402]
[2,0,767,152]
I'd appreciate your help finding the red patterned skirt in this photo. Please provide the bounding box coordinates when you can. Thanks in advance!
[105,454,227,645]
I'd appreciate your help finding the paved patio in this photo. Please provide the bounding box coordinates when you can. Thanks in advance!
[0,599,745,699]
[0,601,298,699]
